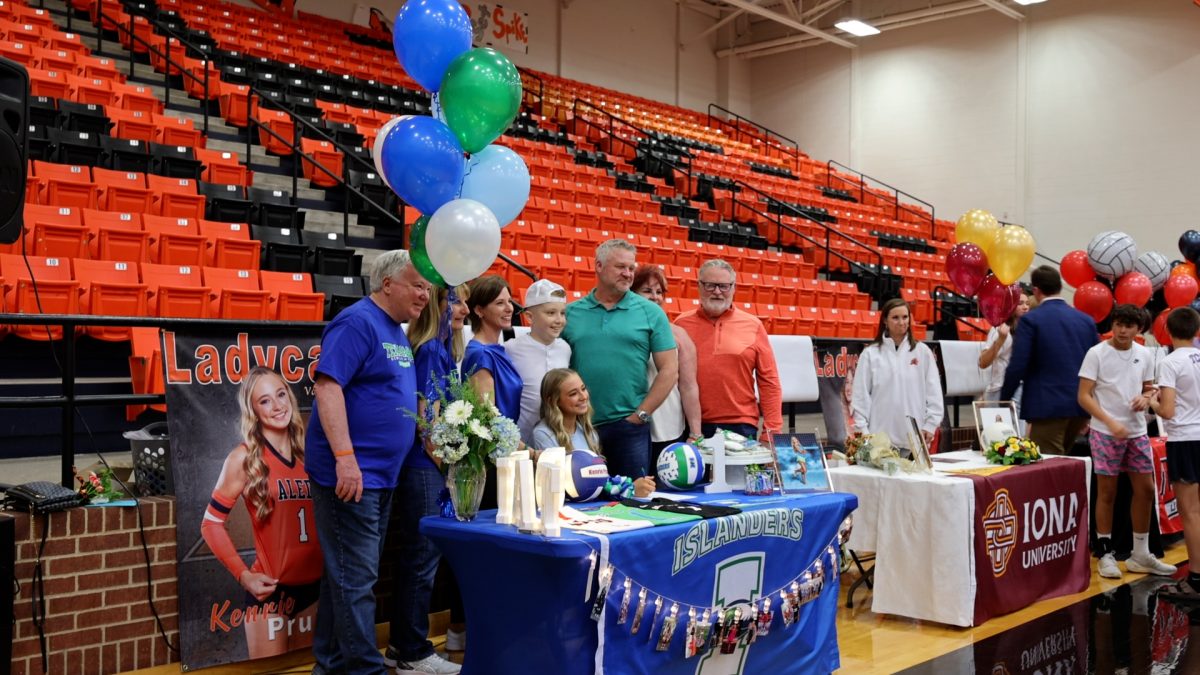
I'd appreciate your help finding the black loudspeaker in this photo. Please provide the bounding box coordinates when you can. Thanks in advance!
[0,514,13,668]
[0,56,29,245]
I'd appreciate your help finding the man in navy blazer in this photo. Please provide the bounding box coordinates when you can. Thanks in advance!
[1001,265,1099,454]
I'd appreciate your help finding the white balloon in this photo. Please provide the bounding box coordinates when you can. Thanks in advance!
[372,115,410,188]
[1134,251,1170,291]
[426,199,502,286]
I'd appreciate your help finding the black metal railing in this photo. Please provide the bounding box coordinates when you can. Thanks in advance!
[826,160,936,240]
[88,5,213,135]
[571,99,696,199]
[932,284,987,337]
[517,67,545,118]
[725,178,885,288]
[707,103,800,173]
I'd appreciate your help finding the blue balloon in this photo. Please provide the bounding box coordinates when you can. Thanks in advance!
[379,116,465,216]
[459,145,530,228]
[393,0,473,92]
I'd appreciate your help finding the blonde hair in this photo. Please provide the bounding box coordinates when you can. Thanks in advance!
[407,283,471,362]
[538,368,599,454]
[238,367,305,521]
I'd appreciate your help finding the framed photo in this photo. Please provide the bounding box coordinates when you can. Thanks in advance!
[772,432,833,493]
[906,416,933,472]
[972,401,1020,451]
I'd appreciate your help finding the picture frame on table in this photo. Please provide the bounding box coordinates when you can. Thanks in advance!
[972,401,1020,451]
[906,416,934,472]
[772,431,833,493]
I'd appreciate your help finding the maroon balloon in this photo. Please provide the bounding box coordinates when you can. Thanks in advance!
[1113,271,1152,307]
[945,243,989,297]
[1073,280,1114,323]
[977,275,1021,327]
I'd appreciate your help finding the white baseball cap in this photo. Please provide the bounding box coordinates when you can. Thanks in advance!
[525,279,567,308]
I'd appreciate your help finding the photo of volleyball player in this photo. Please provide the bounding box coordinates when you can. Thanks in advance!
[200,367,322,659]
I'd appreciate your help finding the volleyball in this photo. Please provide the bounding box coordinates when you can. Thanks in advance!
[1134,251,1170,291]
[1087,231,1137,280]
[656,442,706,490]
[565,449,611,502]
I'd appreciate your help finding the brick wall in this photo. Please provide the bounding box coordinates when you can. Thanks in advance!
[9,498,178,675]
[6,497,408,675]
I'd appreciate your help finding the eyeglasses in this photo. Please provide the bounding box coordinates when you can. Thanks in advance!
[699,281,734,293]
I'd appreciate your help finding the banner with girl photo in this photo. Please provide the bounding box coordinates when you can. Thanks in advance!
[163,328,324,671]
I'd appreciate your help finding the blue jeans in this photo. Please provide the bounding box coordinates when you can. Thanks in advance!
[702,422,759,440]
[596,418,652,480]
[388,463,443,662]
[312,484,394,675]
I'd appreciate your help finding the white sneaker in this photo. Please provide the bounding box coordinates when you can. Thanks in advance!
[1126,554,1177,576]
[396,653,462,674]
[1098,553,1122,579]
[444,628,466,652]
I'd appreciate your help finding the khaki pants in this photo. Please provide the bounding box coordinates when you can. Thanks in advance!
[1027,416,1089,455]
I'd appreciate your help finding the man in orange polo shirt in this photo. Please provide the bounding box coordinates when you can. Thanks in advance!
[675,259,783,445]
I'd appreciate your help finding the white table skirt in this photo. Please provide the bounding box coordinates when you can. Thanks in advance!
[829,450,1090,627]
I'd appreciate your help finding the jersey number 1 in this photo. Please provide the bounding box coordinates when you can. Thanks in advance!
[297,507,310,543]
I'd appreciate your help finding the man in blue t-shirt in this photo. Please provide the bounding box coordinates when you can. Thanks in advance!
[307,249,431,675]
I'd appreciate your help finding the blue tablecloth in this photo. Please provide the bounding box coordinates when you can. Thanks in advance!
[421,490,858,675]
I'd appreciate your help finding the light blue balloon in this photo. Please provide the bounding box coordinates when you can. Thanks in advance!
[393,0,473,93]
[459,145,530,228]
[379,116,466,216]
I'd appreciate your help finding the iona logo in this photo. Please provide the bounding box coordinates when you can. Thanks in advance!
[982,489,1018,577]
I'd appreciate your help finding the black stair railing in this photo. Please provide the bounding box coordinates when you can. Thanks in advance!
[826,160,936,240]
[707,103,800,173]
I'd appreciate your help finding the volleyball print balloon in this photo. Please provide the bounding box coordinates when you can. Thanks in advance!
[1087,231,1137,280]
[1134,251,1170,291]
[565,449,611,502]
[656,442,706,490]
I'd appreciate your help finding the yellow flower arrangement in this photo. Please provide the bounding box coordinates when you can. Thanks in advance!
[985,435,1042,465]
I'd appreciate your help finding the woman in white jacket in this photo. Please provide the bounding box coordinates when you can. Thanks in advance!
[851,298,945,454]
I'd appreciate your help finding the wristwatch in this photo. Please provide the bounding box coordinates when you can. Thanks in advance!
[636,410,651,424]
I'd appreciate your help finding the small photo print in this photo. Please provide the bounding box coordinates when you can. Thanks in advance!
[773,432,832,493]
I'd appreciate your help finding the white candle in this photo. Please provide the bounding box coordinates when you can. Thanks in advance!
[518,458,538,532]
[496,457,515,525]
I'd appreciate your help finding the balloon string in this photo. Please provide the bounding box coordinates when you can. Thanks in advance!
[438,287,458,346]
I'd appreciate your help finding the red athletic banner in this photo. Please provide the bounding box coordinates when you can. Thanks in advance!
[1151,436,1183,535]
[968,458,1091,625]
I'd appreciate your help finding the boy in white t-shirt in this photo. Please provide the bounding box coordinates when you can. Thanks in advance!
[1078,304,1176,579]
[1150,307,1200,599]
[504,279,572,444]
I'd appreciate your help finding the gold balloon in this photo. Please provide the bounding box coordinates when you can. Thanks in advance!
[989,225,1036,285]
[955,209,1000,250]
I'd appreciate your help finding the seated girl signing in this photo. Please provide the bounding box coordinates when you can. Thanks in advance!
[531,368,656,498]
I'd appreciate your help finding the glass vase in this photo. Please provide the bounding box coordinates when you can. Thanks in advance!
[447,462,486,522]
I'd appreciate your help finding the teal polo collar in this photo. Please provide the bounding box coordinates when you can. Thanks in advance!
[579,289,637,310]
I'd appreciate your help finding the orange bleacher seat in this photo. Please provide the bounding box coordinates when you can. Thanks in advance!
[82,209,149,262]
[69,75,117,107]
[199,220,261,270]
[195,147,250,186]
[22,204,87,258]
[0,40,36,67]
[0,254,80,340]
[796,306,820,336]
[127,326,163,420]
[217,81,252,128]
[113,82,162,114]
[203,266,270,319]
[153,114,202,147]
[107,106,157,142]
[74,258,148,341]
[29,68,72,99]
[147,175,206,219]
[182,56,220,101]
[33,47,78,73]
[33,160,98,209]
[299,138,343,188]
[143,214,206,265]
[259,270,325,321]
[255,107,295,155]
[93,167,153,214]
[141,262,212,318]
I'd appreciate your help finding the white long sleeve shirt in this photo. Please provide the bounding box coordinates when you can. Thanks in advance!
[851,337,945,449]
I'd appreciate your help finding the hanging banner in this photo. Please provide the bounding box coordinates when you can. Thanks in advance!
[165,328,324,671]
[463,3,530,54]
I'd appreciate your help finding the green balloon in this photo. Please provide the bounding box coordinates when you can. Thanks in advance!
[440,48,523,154]
[410,216,447,287]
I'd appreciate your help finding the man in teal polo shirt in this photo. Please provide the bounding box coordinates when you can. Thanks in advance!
[563,239,678,480]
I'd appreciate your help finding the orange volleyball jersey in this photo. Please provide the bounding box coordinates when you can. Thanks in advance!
[248,442,322,585]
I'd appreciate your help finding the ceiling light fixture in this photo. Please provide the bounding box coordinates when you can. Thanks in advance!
[834,19,881,36]
[1012,0,1048,5]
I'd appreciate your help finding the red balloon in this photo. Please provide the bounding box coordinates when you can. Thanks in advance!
[1153,309,1171,346]
[945,243,989,297]
[1073,281,1113,323]
[1114,271,1152,307]
[977,274,1021,327]
[1164,274,1199,309]
[1061,249,1096,288]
